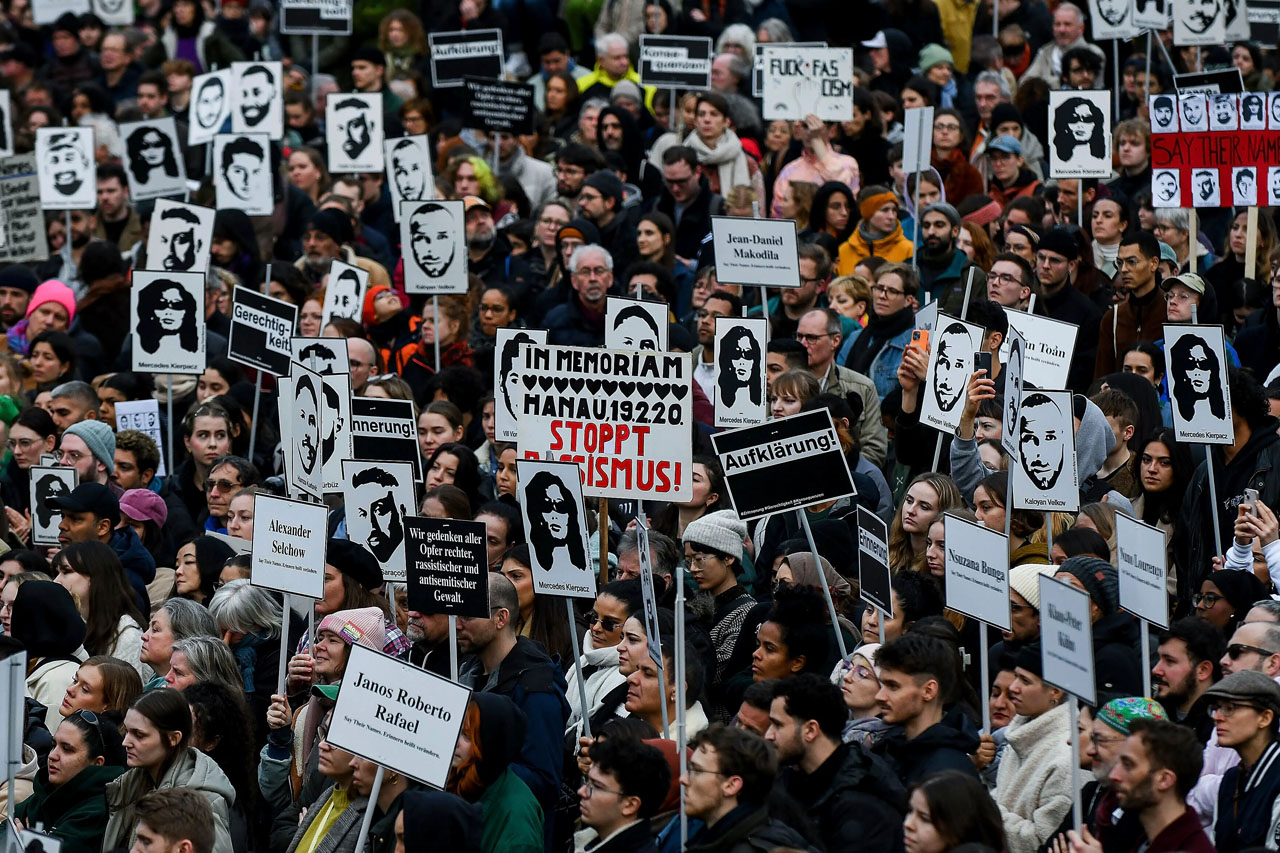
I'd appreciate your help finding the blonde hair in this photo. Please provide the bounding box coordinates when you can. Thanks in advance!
[888,473,963,571]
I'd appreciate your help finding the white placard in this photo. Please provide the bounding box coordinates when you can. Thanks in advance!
[1010,389,1080,512]
[517,459,596,598]
[1115,513,1170,629]
[0,92,12,158]
[1134,0,1169,28]
[494,328,547,442]
[1038,575,1096,704]
[1152,168,1181,208]
[149,200,214,273]
[326,644,471,786]
[1226,0,1251,38]
[1190,167,1221,208]
[385,136,434,219]
[343,459,415,583]
[29,466,76,547]
[35,127,95,210]
[290,363,325,499]
[1002,309,1078,390]
[1164,323,1233,445]
[322,260,368,327]
[320,373,352,494]
[902,106,934,174]
[1233,167,1259,207]
[189,70,234,146]
[713,317,768,429]
[1209,93,1240,131]
[0,154,48,265]
[1241,93,1266,130]
[230,61,283,137]
[249,494,327,598]
[120,117,187,201]
[400,200,468,294]
[291,337,351,375]
[1179,94,1208,132]
[606,296,668,352]
[1001,328,1025,460]
[710,216,799,288]
[130,270,206,375]
[326,92,384,174]
[914,301,939,334]
[943,514,1012,631]
[1173,0,1226,43]
[1090,0,1140,38]
[918,314,984,434]
[760,46,854,121]
[1048,91,1112,179]
[94,0,134,25]
[213,134,273,216]
[32,0,88,24]
[114,399,167,477]
[1,652,27,773]
[637,520,663,668]
[1149,95,1178,133]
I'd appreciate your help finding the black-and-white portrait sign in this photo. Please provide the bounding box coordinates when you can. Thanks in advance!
[29,465,75,547]
[1225,0,1251,38]
[494,327,547,442]
[32,0,88,25]
[0,154,50,264]
[1048,91,1112,179]
[1241,93,1267,129]
[1270,93,1280,131]
[291,336,350,375]
[1269,167,1280,207]
[427,29,504,88]
[0,92,12,158]
[342,459,414,583]
[322,260,368,327]
[1233,167,1258,207]
[384,136,433,220]
[92,0,133,25]
[713,317,767,429]
[35,127,95,210]
[400,200,467,294]
[149,200,214,273]
[189,69,233,145]
[1209,93,1239,130]
[1010,389,1079,512]
[1164,324,1233,444]
[228,287,297,377]
[231,62,283,137]
[1134,0,1168,28]
[919,315,984,434]
[517,459,595,599]
[131,270,205,374]
[319,373,352,493]
[1001,328,1026,460]
[213,134,272,216]
[605,297,668,352]
[290,363,324,499]
[1174,0,1225,46]
[326,93,383,174]
[1152,168,1181,208]
[120,117,186,201]
[1179,94,1209,132]
[1149,95,1178,133]
[1191,168,1220,207]
[1090,0,1139,38]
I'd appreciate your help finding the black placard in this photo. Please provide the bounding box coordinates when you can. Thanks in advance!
[405,517,490,617]
[226,287,297,377]
[350,396,421,481]
[857,506,893,616]
[463,77,536,134]
[1174,68,1246,93]
[279,0,352,35]
[638,35,713,89]
[429,30,504,89]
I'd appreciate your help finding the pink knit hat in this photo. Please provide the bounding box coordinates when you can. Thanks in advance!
[316,607,386,652]
[27,280,77,324]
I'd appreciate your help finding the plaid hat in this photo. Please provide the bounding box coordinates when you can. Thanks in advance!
[683,509,748,561]
[305,209,353,246]
[120,489,168,526]
[1097,697,1169,734]
[1056,556,1120,615]
[49,482,119,525]
[1039,226,1080,261]
[921,202,961,229]
[63,421,116,474]
[1008,563,1054,610]
[1203,670,1280,713]
[316,606,386,652]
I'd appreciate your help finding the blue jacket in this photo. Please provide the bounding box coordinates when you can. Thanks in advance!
[110,525,156,615]
[545,296,605,348]
[839,323,913,400]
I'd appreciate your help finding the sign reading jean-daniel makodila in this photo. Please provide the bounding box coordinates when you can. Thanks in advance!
[710,216,800,288]
[712,409,855,521]
[428,30,504,88]
[638,35,713,89]
[351,396,421,481]
[405,516,491,617]
[463,78,536,135]
[227,287,298,377]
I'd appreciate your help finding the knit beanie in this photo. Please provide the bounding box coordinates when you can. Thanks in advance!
[64,420,116,474]
[27,280,77,324]
[917,43,954,72]
[1097,696,1168,734]
[0,265,37,295]
[1014,641,1043,677]
[1205,569,1270,622]
[682,509,748,561]
[921,201,961,229]
[583,170,625,207]
[316,606,386,652]
[1056,556,1120,616]
[1008,563,1055,610]
[306,209,354,246]
[1038,227,1080,261]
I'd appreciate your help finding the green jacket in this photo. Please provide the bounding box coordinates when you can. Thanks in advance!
[478,768,543,853]
[14,765,126,853]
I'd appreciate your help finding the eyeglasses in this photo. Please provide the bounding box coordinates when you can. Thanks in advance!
[987,272,1021,287]
[7,437,38,450]
[580,777,626,798]
[574,266,610,278]
[871,284,905,297]
[795,333,832,345]
[205,478,241,493]
[1227,643,1278,659]
[686,763,727,777]
[1193,592,1225,608]
[1209,701,1264,718]
[934,122,961,132]
[687,552,716,567]
[587,612,624,632]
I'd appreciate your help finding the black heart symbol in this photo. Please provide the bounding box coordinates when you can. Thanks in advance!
[553,377,569,394]
[636,382,653,398]
[586,379,601,395]
[601,380,618,396]
[522,375,536,390]
[539,376,553,392]
[671,384,689,401]
[569,378,585,393]
[618,381,635,397]
[652,384,670,400]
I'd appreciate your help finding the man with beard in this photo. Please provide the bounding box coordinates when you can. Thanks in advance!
[1035,227,1103,391]
[1151,96,1176,131]
[1106,720,1214,853]
[1153,617,1224,744]
[93,163,141,252]
[1184,0,1223,33]
[43,130,91,199]
[1017,392,1068,490]
[294,371,320,480]
[235,63,275,129]
[404,605,453,676]
[350,466,406,564]
[388,138,429,203]
[331,97,373,163]
[576,170,636,275]
[39,207,105,293]
[0,265,36,334]
[294,208,389,292]
[463,196,509,288]
[152,205,205,271]
[1097,232,1165,378]
[917,203,980,315]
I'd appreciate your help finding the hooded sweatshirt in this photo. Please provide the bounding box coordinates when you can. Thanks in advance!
[104,748,236,853]
[14,763,126,853]
[401,790,483,853]
[470,693,545,853]
[874,705,981,786]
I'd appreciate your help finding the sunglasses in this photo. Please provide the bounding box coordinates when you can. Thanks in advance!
[1226,643,1278,659]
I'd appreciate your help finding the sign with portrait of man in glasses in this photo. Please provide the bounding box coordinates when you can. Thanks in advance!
[710,215,800,287]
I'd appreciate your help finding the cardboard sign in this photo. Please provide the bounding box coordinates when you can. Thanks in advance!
[385,136,434,219]
[516,346,693,501]
[289,364,325,500]
[0,154,50,264]
[33,0,88,23]
[351,396,421,481]
[115,399,167,477]
[249,494,327,598]
[189,70,234,145]
[343,459,415,583]
[1164,324,1233,444]
[1173,0,1226,43]
[943,514,1011,631]
[322,260,368,327]
[711,409,855,521]
[291,337,350,374]
[1048,91,1112,179]
[760,46,854,121]
[711,216,800,288]
[149,200,214,274]
[857,506,892,616]
[494,328,547,442]
[517,459,596,598]
[752,41,825,96]
[35,127,95,210]
[902,106,935,173]
[130,270,206,375]
[228,287,297,377]
[405,516,490,616]
[1010,389,1080,512]
[638,35,713,88]
[918,315,984,434]
[400,200,468,295]
[1151,95,1277,207]
[1002,309,1077,390]
[230,62,283,138]
[1001,328,1026,461]
[320,374,352,494]
[429,30,504,88]
[279,0,352,34]
[326,93,384,174]
[1038,575,1096,704]
[120,117,187,202]
[1090,0,1140,38]
[0,92,13,158]
[213,133,273,216]
[605,296,669,352]
[1115,513,1170,629]
[29,466,75,547]
[463,78,536,135]
[713,317,768,429]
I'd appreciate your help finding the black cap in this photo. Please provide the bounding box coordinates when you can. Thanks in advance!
[0,264,38,295]
[326,538,384,590]
[1038,227,1079,261]
[49,482,120,525]
[352,45,385,67]
[0,43,38,69]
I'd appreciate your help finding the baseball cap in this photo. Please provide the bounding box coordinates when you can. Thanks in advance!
[1161,272,1207,296]
[49,482,120,526]
[120,489,168,526]
[463,195,492,214]
[861,31,888,49]
[987,135,1023,157]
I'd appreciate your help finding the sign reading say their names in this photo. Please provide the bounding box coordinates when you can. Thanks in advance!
[463,78,536,135]
[1115,513,1171,629]
[943,514,1011,631]
[0,154,50,264]
[327,644,470,787]
[711,216,799,288]
[250,494,327,599]
[1002,309,1078,390]
[712,410,854,520]
[760,46,854,121]
[857,506,893,617]
[429,30,503,88]
[638,35,713,89]
[405,516,490,617]
[228,287,298,377]
[1038,575,1096,703]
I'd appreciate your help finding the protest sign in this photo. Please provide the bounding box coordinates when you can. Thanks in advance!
[1010,389,1079,512]
[343,460,415,584]
[517,459,597,598]
[35,127,96,210]
[605,297,668,351]
[463,78,536,135]
[713,317,768,429]
[943,514,1011,631]
[1164,324,1233,444]
[1151,92,1280,207]
[1173,0,1226,43]
[400,200,469,295]
[327,644,471,787]
[1048,91,1112,179]
[0,154,50,264]
[213,134,273,216]
[405,516,490,616]
[321,260,368,327]
[711,216,800,287]
[148,200,214,274]
[1001,327,1026,461]
[228,287,297,377]
[429,30,504,88]
[1134,0,1169,27]
[902,106,935,173]
[516,345,692,501]
[914,301,939,334]
[288,364,324,499]
[494,328,547,442]
[326,93,384,173]
[130,271,206,375]
[0,92,10,158]
[385,136,434,218]
[250,494,327,598]
[230,62,284,138]
[29,466,76,547]
[712,410,854,521]
[320,374,352,494]
[119,117,187,202]
[753,41,825,96]
[280,0,352,34]
[857,506,892,616]
[638,35,713,88]
[291,337,350,375]
[2,651,25,775]
[115,400,167,477]
[760,46,854,121]
[1038,575,1096,704]
[918,315,984,434]
[637,521,663,668]
[1089,0,1140,38]
[1002,309,1077,390]
[1173,69,1246,94]
[189,70,234,146]
[33,0,88,23]
[1115,514,1170,629]
[351,396,421,481]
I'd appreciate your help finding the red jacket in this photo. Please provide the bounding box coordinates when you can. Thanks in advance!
[931,148,984,205]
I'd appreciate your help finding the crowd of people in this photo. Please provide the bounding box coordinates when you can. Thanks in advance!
[1,0,1280,851]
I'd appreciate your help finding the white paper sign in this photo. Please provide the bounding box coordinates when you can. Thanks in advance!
[1048,91,1112,179]
[385,136,434,219]
[494,328,547,442]
[713,317,767,429]
[1090,0,1140,38]
[1174,0,1226,43]
[1115,513,1170,629]
[919,314,984,434]
[0,154,50,264]
[213,134,273,216]
[1,652,27,773]
[0,92,13,158]
[292,337,351,374]
[400,200,468,294]
[93,0,134,25]
[120,117,187,201]
[114,399,167,477]
[1001,328,1026,461]
[320,373,352,494]
[1149,95,1178,133]
[637,519,663,668]
[343,459,415,583]
[606,297,668,352]
[32,0,88,24]
[760,46,854,121]
[517,459,596,598]
[189,70,234,146]
[326,93,384,174]
[130,270,206,375]
[230,61,283,137]
[902,106,934,174]
[35,127,95,210]
[943,514,1012,631]
[1226,0,1252,38]
[322,260,368,327]
[149,200,214,273]
[250,494,328,598]
[290,363,325,499]
[1010,389,1080,512]
[1134,0,1169,28]
[1164,323,1233,445]
[711,216,799,288]
[29,466,76,547]
[1038,575,1096,703]
[1002,309,1078,390]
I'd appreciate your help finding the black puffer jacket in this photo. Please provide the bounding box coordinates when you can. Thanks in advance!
[779,743,906,853]
[873,705,981,786]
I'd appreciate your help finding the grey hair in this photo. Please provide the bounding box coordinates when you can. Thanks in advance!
[569,243,613,273]
[1250,600,1280,622]
[79,114,123,159]
[1056,1,1084,22]
[716,52,752,82]
[1154,208,1189,232]
[974,69,1011,100]
[617,528,681,575]
[172,635,245,696]
[716,24,756,56]
[596,32,628,56]
[581,97,610,114]
[208,579,281,638]
[757,18,794,43]
[162,597,218,641]
[50,380,98,409]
